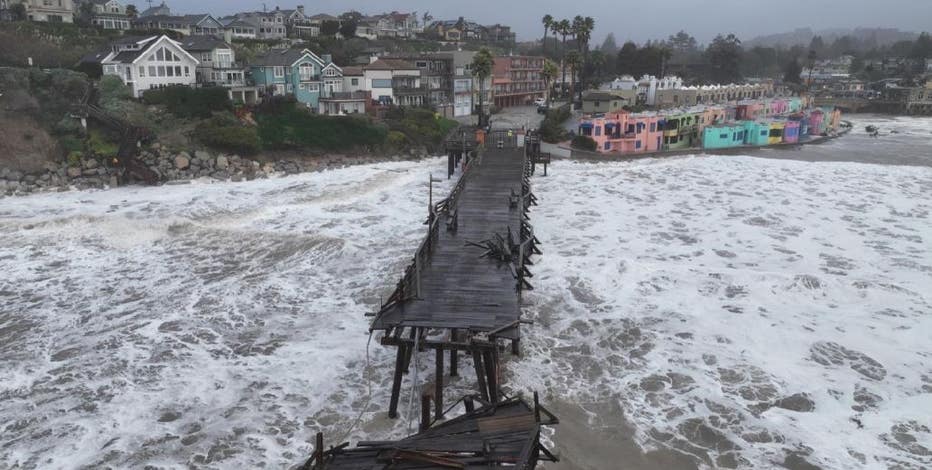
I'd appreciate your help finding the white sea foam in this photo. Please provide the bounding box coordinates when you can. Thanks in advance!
[3,143,932,469]
[0,160,456,469]
[514,155,932,469]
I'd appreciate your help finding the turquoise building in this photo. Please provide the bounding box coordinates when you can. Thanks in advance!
[250,48,343,108]
[743,121,771,146]
[702,124,746,149]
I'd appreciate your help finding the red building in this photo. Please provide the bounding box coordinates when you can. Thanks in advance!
[492,56,545,108]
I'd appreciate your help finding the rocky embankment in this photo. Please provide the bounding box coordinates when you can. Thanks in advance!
[0,144,431,197]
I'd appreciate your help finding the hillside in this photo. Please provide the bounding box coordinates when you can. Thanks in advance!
[746,27,918,49]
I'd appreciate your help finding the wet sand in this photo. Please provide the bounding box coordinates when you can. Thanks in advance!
[543,399,699,470]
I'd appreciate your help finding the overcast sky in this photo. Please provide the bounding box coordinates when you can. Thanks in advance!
[170,0,932,44]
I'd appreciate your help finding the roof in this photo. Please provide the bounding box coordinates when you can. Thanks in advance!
[341,66,363,76]
[110,50,144,64]
[133,14,212,26]
[309,13,338,21]
[583,91,631,102]
[251,48,327,67]
[365,58,417,71]
[179,35,230,52]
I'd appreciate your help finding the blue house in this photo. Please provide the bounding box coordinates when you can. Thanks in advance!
[250,48,343,108]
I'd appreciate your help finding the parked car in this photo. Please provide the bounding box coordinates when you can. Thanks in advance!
[533,98,547,106]
[537,104,550,114]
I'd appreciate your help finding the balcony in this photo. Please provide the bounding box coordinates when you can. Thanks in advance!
[320,91,370,101]
[298,74,321,82]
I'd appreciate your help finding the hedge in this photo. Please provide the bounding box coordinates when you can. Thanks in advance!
[142,86,231,119]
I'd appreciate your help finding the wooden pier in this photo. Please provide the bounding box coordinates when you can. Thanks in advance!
[370,127,544,419]
[303,394,559,470]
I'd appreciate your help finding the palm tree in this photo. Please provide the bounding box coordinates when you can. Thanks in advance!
[566,51,581,110]
[541,15,553,55]
[542,59,558,107]
[573,16,595,104]
[472,48,494,128]
[557,19,571,98]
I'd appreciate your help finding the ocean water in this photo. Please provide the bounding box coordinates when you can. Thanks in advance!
[0,160,456,469]
[2,116,931,469]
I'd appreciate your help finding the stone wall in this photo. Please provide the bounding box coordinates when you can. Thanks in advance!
[0,143,432,197]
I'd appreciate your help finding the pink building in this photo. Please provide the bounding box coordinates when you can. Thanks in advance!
[808,110,824,135]
[783,120,801,143]
[770,98,788,115]
[578,111,664,154]
[736,102,764,120]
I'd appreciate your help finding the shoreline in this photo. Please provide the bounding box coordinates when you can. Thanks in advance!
[0,149,436,199]
[561,121,853,162]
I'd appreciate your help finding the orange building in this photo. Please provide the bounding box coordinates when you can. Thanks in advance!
[492,56,545,108]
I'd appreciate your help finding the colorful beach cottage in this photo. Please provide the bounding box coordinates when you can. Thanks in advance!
[250,48,343,108]
[702,123,747,149]
[578,111,664,153]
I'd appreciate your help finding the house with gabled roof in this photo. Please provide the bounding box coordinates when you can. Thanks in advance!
[250,48,343,108]
[219,16,257,39]
[132,13,223,38]
[179,35,259,104]
[87,0,131,30]
[235,8,287,40]
[100,35,199,98]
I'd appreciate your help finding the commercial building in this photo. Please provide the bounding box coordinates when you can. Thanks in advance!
[492,56,545,108]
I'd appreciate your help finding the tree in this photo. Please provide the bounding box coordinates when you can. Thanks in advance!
[806,49,817,90]
[565,50,581,109]
[849,55,865,75]
[339,20,357,38]
[705,33,743,83]
[783,59,803,84]
[541,14,553,55]
[125,4,138,18]
[320,20,340,37]
[616,41,638,76]
[77,1,95,24]
[589,50,607,81]
[808,36,825,57]
[340,10,364,23]
[9,3,26,21]
[573,16,594,104]
[600,33,618,55]
[911,32,932,59]
[542,59,558,106]
[471,48,494,127]
[556,19,571,98]
[668,30,698,55]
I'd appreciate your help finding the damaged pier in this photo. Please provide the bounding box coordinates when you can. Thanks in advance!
[370,127,542,419]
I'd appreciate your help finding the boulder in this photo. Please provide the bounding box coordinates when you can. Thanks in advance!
[215,155,229,170]
[66,167,83,178]
[774,393,815,413]
[194,150,211,161]
[84,158,99,170]
[174,154,190,170]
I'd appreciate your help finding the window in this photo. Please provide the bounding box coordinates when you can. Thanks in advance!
[636,140,642,149]
[604,141,611,150]
[720,133,728,139]
[761,130,767,136]
[202,53,211,62]
[175,66,182,76]
[166,67,174,77]
[307,83,319,92]
[274,66,285,78]
[157,66,165,77]
[595,126,601,136]
[148,66,156,76]
[156,48,164,61]
[139,66,146,77]
[650,123,656,132]
[351,78,359,86]
[298,84,306,91]
[184,66,190,77]
[372,79,392,88]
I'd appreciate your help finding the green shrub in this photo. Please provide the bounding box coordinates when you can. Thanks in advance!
[540,104,571,143]
[99,75,131,103]
[387,130,408,147]
[571,135,597,151]
[60,135,84,153]
[256,105,386,151]
[142,86,231,119]
[193,116,261,155]
[87,129,118,157]
[66,151,83,167]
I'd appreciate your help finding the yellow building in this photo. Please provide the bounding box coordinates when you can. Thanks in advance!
[768,121,786,145]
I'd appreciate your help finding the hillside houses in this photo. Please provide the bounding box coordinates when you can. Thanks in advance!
[99,35,198,98]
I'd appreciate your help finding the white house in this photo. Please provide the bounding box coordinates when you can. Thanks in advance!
[2,0,74,22]
[219,17,257,39]
[637,75,683,106]
[88,0,130,30]
[606,75,637,91]
[363,58,420,106]
[101,35,199,98]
